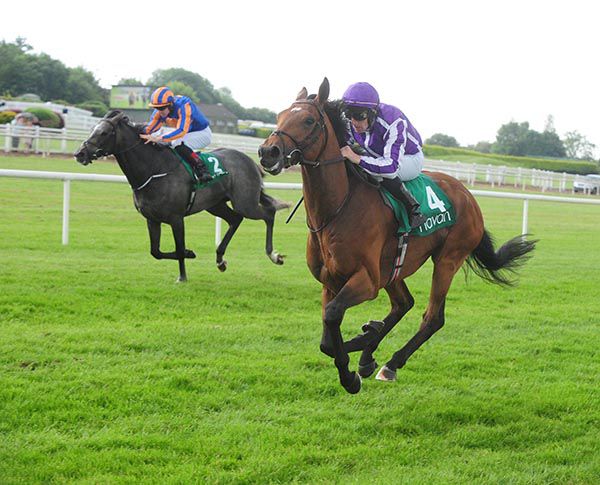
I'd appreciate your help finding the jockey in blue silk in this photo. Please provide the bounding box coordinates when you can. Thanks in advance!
[140,86,212,183]
[340,82,426,229]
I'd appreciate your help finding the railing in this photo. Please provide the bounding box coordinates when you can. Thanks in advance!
[1,169,599,247]
[1,124,599,194]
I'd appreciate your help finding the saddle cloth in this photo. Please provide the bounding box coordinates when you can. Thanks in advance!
[172,149,229,188]
[380,173,456,236]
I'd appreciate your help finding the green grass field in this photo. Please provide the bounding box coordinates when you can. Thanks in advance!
[1,157,599,484]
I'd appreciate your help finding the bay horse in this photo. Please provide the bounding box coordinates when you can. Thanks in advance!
[75,110,288,282]
[258,78,536,394]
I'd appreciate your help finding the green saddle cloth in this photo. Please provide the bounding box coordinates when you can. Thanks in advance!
[172,149,229,188]
[381,173,456,236]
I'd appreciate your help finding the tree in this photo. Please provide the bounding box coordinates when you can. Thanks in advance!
[564,131,596,160]
[168,81,199,104]
[148,68,220,104]
[0,39,107,104]
[492,121,530,156]
[117,78,144,86]
[425,133,459,147]
[492,121,566,157]
[473,141,492,153]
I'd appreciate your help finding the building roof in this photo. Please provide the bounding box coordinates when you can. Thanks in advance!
[198,103,237,121]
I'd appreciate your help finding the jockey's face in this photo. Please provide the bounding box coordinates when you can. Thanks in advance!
[351,117,369,134]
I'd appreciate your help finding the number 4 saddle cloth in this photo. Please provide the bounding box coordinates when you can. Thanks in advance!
[380,173,456,236]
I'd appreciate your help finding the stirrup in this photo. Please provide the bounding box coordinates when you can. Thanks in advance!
[409,211,426,229]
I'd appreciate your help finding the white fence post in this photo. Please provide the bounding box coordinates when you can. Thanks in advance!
[522,199,529,235]
[4,124,10,152]
[62,179,71,245]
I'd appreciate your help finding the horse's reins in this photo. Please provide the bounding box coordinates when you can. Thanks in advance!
[85,117,167,192]
[271,100,349,232]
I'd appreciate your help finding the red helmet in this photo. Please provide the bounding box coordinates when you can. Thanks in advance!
[149,87,174,108]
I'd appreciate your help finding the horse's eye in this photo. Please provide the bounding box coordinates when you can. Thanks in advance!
[305,117,315,126]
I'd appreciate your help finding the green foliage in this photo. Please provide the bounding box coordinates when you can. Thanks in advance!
[493,121,566,158]
[24,107,63,128]
[563,130,596,161]
[148,68,220,104]
[425,133,459,147]
[424,144,598,174]
[168,81,200,104]
[0,39,107,105]
[117,78,144,86]
[253,127,273,139]
[0,111,16,124]
[0,156,599,484]
[76,101,110,118]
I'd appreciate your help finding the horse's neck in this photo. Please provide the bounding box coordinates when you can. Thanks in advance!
[301,153,350,228]
[115,136,172,189]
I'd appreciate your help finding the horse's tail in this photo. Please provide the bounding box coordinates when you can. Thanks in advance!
[260,191,290,211]
[466,230,537,286]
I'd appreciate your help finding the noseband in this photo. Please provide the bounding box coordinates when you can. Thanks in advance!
[271,100,345,168]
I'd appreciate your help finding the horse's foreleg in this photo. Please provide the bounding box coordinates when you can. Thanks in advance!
[378,259,461,381]
[207,202,243,272]
[170,218,188,283]
[321,268,378,394]
[358,280,415,378]
[147,219,196,261]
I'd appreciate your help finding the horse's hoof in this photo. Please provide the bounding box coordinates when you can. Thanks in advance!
[217,260,227,272]
[358,360,378,378]
[175,276,187,283]
[375,365,397,382]
[185,249,196,259]
[269,252,285,265]
[344,372,362,394]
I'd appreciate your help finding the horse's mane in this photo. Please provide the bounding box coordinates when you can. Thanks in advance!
[323,99,348,149]
[103,109,146,134]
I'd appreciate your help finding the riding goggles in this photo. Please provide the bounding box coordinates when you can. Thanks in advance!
[344,108,369,121]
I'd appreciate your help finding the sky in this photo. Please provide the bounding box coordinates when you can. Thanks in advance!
[2,0,599,152]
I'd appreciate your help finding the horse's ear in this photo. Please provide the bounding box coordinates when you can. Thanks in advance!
[296,87,308,100]
[316,77,330,105]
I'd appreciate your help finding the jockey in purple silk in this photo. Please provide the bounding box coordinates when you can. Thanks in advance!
[140,86,212,183]
[340,82,426,229]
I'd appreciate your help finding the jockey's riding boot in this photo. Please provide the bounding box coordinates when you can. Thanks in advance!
[175,144,212,183]
[381,178,426,229]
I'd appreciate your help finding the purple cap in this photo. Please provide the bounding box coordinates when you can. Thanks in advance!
[342,82,380,108]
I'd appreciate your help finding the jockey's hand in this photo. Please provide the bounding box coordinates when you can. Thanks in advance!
[140,134,163,144]
[341,146,361,164]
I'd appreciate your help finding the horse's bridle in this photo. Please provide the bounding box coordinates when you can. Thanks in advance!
[271,99,345,168]
[82,117,142,160]
[271,99,351,232]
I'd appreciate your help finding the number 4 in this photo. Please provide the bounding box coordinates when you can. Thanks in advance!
[425,185,446,212]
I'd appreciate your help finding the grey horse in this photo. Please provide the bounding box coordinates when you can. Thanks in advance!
[74,110,288,282]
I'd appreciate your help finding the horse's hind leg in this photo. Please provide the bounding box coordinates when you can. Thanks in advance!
[377,258,462,381]
[207,201,243,272]
[355,280,415,378]
[232,198,283,265]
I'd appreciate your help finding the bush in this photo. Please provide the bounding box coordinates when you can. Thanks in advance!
[0,111,17,124]
[424,144,598,175]
[76,101,109,117]
[254,127,273,139]
[24,107,64,128]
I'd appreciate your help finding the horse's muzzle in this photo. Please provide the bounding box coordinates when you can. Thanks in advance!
[74,146,92,165]
[258,144,283,174]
